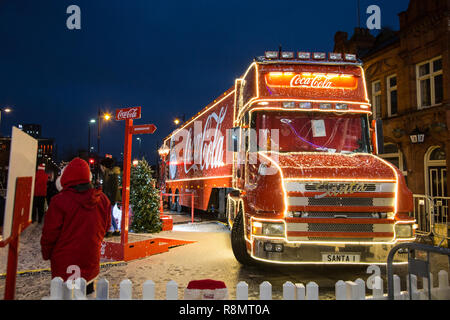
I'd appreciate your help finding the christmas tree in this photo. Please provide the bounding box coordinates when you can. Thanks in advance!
[129,159,162,233]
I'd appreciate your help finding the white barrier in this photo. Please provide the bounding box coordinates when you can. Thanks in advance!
[42,269,450,300]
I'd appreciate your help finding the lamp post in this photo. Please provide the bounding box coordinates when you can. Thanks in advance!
[97,108,112,156]
[136,137,142,158]
[88,119,96,154]
[0,107,12,135]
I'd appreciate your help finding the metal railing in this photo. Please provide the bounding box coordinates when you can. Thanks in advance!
[387,242,450,300]
[412,195,449,245]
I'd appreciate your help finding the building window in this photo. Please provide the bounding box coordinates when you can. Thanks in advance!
[416,56,443,109]
[380,143,406,176]
[387,75,398,117]
[372,80,382,119]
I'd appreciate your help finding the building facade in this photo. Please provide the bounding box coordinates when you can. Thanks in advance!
[334,0,450,198]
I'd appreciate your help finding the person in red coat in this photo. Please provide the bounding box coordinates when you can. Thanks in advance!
[33,163,49,223]
[40,158,111,294]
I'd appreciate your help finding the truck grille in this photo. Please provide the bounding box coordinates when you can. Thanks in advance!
[308,223,373,233]
[308,197,373,207]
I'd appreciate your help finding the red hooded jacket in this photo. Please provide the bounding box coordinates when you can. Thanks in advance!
[40,158,111,282]
[34,166,48,197]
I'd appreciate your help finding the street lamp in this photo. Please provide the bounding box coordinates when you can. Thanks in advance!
[0,107,12,134]
[173,114,185,126]
[97,109,112,156]
[136,137,142,158]
[88,119,96,154]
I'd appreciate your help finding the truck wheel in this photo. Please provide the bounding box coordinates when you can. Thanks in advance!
[231,212,255,266]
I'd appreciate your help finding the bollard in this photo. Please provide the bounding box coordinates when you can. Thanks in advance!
[335,280,346,300]
[96,278,109,300]
[306,282,319,300]
[120,279,133,300]
[295,283,305,300]
[166,280,178,300]
[259,281,272,300]
[236,281,248,300]
[355,279,366,300]
[142,280,155,300]
[50,277,64,300]
[283,282,296,300]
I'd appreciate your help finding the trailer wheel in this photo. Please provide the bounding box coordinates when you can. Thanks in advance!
[231,211,255,266]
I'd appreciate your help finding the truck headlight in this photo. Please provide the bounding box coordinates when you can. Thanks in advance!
[395,224,413,238]
[252,221,285,237]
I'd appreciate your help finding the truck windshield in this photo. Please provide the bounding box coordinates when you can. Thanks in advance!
[252,111,371,154]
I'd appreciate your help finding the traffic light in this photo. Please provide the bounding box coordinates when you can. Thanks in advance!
[89,158,95,165]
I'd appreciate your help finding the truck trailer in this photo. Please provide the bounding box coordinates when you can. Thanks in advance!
[158,51,416,265]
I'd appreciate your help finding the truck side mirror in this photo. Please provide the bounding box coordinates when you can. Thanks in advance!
[371,119,384,155]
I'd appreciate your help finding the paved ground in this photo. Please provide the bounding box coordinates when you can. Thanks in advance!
[0,211,448,300]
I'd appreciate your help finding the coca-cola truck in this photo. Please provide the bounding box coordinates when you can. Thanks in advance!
[158,51,416,265]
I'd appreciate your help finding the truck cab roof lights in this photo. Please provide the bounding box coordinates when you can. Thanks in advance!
[329,53,343,61]
[281,52,295,59]
[345,54,357,61]
[265,51,279,59]
[297,52,311,60]
[299,102,312,109]
[313,52,326,60]
[319,103,332,109]
[360,105,370,109]
[282,101,296,108]
[335,103,348,110]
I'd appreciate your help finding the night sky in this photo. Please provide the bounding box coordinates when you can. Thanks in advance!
[0,0,410,165]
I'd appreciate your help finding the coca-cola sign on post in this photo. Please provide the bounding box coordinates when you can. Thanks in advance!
[115,106,142,121]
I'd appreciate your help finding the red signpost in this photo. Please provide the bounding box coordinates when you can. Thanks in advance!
[0,177,33,300]
[101,107,193,262]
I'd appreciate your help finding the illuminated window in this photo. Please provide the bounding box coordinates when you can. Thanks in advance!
[372,80,382,119]
[387,75,398,117]
[416,56,443,109]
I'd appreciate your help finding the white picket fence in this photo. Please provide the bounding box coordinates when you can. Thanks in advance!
[42,270,450,301]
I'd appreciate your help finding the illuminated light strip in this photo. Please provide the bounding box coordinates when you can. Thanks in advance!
[238,100,372,121]
[285,218,395,225]
[163,90,235,144]
[166,175,233,183]
[359,66,370,103]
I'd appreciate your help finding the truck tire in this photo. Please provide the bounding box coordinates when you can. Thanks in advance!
[231,212,256,266]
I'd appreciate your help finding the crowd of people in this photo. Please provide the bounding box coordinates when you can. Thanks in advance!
[34,156,122,295]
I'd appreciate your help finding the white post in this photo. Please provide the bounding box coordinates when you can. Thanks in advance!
[407,274,418,300]
[166,280,178,300]
[438,270,449,300]
[259,281,272,300]
[296,283,305,300]
[50,277,64,300]
[120,279,133,300]
[306,282,319,300]
[345,281,359,300]
[96,278,109,300]
[63,280,73,300]
[355,279,366,300]
[372,276,384,300]
[422,273,433,300]
[73,278,87,300]
[335,280,346,300]
[236,281,248,300]
[142,280,155,300]
[393,275,403,300]
[283,282,296,300]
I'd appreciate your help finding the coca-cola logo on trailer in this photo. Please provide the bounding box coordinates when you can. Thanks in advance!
[115,107,142,121]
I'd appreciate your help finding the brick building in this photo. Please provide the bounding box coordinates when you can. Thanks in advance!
[334,0,450,198]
